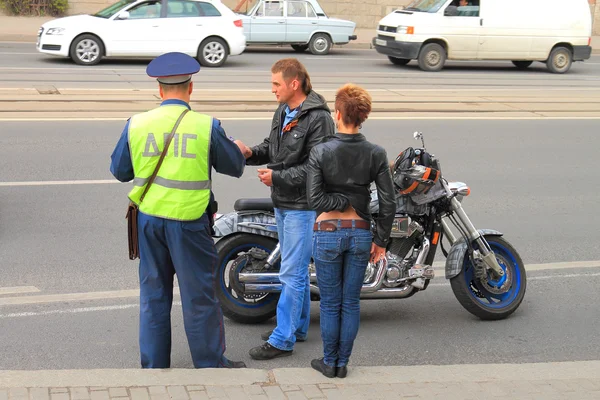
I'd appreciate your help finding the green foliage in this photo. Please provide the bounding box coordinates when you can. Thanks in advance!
[0,0,69,16]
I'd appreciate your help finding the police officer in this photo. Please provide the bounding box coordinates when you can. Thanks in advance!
[110,52,247,369]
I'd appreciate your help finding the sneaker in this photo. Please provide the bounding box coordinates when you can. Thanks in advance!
[261,329,306,342]
[311,358,335,378]
[249,342,293,360]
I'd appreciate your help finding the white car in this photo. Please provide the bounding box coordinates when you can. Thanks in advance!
[36,0,246,67]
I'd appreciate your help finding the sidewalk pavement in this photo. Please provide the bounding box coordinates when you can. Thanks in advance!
[1,361,600,399]
[0,15,599,53]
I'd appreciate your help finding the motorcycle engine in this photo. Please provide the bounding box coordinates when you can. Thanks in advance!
[381,219,424,287]
[383,252,413,287]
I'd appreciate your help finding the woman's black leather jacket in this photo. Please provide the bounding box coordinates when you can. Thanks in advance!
[306,133,396,247]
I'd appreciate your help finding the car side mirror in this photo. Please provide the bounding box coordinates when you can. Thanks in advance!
[116,10,130,20]
[444,6,459,16]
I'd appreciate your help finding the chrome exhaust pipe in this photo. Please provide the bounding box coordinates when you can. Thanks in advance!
[238,273,280,283]
[361,259,386,293]
[244,283,282,293]
[360,286,416,299]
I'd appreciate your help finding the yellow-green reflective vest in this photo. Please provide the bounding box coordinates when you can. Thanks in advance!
[127,105,211,221]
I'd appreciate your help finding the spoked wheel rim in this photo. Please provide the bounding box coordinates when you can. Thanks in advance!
[76,39,100,63]
[203,42,226,65]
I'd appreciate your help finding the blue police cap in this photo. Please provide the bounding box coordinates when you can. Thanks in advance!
[146,52,200,85]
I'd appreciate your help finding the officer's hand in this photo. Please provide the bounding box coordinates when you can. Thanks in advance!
[234,140,252,159]
[257,168,273,187]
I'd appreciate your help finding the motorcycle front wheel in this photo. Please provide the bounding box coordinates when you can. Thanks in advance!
[215,233,280,324]
[450,235,527,320]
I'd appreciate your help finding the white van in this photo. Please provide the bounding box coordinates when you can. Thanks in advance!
[372,0,592,73]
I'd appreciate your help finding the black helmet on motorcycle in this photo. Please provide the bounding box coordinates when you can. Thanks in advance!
[392,147,440,195]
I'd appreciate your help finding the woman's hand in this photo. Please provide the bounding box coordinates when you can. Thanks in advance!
[370,243,386,264]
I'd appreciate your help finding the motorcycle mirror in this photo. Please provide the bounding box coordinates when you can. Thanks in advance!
[413,131,426,148]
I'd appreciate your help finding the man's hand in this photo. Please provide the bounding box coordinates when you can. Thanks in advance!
[257,168,273,187]
[234,140,253,159]
[370,243,386,264]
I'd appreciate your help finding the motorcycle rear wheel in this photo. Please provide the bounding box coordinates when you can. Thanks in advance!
[450,235,527,320]
[215,234,280,324]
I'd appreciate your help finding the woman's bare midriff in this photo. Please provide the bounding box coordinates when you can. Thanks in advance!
[316,206,364,223]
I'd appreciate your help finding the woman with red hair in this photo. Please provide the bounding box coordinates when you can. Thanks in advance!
[306,83,396,378]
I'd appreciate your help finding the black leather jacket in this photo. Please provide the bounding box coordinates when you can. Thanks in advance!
[247,91,335,210]
[306,133,396,247]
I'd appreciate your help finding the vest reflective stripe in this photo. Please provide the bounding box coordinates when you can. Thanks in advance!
[132,176,211,190]
[127,105,212,221]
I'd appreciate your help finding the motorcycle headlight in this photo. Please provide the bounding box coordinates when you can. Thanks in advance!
[46,28,65,35]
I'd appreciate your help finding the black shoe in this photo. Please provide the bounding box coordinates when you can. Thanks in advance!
[336,366,348,378]
[249,342,293,360]
[261,330,306,342]
[221,358,247,368]
[311,358,336,378]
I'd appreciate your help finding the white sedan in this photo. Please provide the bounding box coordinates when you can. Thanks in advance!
[36,0,246,67]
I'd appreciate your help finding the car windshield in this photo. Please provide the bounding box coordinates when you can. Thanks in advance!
[403,0,447,12]
[93,0,138,18]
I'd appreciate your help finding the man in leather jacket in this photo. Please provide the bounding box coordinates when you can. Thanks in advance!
[237,58,335,360]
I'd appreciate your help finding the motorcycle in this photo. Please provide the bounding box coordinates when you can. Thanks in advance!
[212,132,527,324]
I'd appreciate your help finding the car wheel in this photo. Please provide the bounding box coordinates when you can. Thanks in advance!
[388,56,411,66]
[309,33,331,55]
[417,43,446,72]
[198,37,229,68]
[69,34,104,66]
[291,44,308,53]
[512,60,533,69]
[546,46,572,74]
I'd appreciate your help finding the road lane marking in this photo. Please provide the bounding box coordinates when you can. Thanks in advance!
[425,271,600,287]
[0,287,180,306]
[0,263,598,308]
[3,116,600,122]
[0,179,121,187]
[1,272,600,317]
[0,286,40,295]
[0,302,182,319]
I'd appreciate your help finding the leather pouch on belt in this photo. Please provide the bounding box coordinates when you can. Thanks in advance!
[126,201,139,260]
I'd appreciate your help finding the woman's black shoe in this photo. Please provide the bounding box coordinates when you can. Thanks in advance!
[336,366,348,378]
[311,358,336,378]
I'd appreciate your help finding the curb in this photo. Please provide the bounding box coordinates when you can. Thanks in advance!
[1,361,600,388]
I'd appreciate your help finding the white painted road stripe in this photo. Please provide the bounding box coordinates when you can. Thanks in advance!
[1,272,600,317]
[0,264,598,308]
[427,271,600,287]
[0,286,40,295]
[0,287,181,306]
[0,179,120,187]
[0,302,182,319]
[2,116,600,123]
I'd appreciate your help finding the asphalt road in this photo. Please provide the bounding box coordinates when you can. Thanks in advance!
[0,116,600,370]
[2,42,600,91]
[2,119,599,293]
[1,118,599,369]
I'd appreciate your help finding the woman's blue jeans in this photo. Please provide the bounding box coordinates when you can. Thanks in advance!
[313,224,372,367]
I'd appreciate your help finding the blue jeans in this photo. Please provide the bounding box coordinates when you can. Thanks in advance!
[268,208,316,351]
[313,224,372,367]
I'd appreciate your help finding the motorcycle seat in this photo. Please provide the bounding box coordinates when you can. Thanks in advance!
[234,198,274,212]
